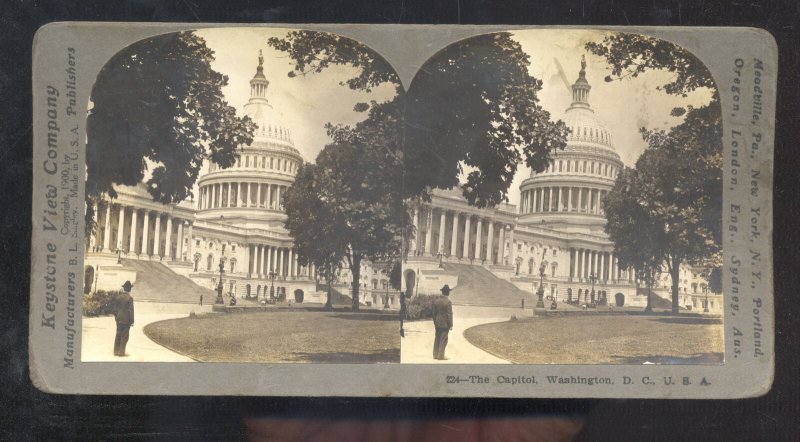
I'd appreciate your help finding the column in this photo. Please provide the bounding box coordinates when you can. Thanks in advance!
[141,211,150,256]
[424,207,433,255]
[532,189,538,213]
[583,249,590,279]
[176,220,184,261]
[508,227,515,266]
[474,218,483,260]
[186,222,193,261]
[568,187,573,212]
[498,224,506,265]
[278,248,284,277]
[276,186,282,209]
[153,214,162,258]
[266,184,273,209]
[437,210,447,255]
[226,183,233,207]
[450,212,459,256]
[257,245,263,275]
[486,221,495,264]
[599,252,605,282]
[266,246,272,273]
[256,183,262,208]
[102,202,112,252]
[288,249,294,277]
[548,187,553,212]
[293,250,299,278]
[558,187,564,211]
[409,206,418,255]
[164,216,173,260]
[570,248,576,279]
[212,185,218,208]
[463,215,471,259]
[116,205,126,251]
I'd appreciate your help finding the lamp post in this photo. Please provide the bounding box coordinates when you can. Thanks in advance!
[703,287,709,313]
[589,271,597,304]
[269,271,277,302]
[437,249,444,268]
[215,256,227,304]
[536,260,546,308]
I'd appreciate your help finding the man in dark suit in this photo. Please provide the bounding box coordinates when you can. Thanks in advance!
[114,281,135,357]
[432,284,453,360]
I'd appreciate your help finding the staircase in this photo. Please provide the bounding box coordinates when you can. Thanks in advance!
[441,263,535,307]
[121,259,215,303]
[315,283,355,305]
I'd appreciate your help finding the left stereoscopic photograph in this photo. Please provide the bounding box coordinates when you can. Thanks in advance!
[81,28,405,364]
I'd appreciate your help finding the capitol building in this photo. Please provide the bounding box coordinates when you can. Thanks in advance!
[84,52,720,313]
[403,58,721,312]
[85,52,388,307]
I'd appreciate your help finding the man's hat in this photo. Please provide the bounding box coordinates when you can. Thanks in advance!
[441,284,451,294]
[122,281,134,291]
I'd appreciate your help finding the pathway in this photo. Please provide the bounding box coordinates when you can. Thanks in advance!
[81,301,209,362]
[401,305,530,364]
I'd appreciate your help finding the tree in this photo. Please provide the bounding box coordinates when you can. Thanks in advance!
[283,100,410,311]
[588,33,722,312]
[269,31,569,207]
[85,31,256,232]
[604,167,665,312]
[283,163,346,309]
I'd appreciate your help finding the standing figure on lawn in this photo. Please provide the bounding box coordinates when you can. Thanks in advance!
[432,284,454,360]
[113,281,135,357]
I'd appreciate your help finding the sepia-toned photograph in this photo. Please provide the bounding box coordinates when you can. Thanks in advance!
[397,30,724,365]
[81,28,404,364]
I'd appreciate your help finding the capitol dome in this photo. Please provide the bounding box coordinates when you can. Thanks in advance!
[195,50,304,229]
[517,55,624,233]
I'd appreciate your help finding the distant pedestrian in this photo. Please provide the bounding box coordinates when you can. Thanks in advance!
[432,284,453,360]
[200,293,203,306]
[113,281,135,357]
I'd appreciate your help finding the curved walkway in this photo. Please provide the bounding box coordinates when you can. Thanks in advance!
[401,305,527,364]
[81,301,209,362]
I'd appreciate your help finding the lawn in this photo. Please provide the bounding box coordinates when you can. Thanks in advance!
[144,310,401,363]
[463,314,724,364]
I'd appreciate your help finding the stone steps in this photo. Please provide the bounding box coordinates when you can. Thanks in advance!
[121,259,215,304]
[442,262,536,307]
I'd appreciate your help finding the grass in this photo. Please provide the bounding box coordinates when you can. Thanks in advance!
[463,314,724,364]
[144,310,401,363]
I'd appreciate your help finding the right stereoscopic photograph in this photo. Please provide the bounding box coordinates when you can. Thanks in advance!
[399,29,723,365]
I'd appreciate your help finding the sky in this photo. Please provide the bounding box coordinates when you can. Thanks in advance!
[193,27,715,207]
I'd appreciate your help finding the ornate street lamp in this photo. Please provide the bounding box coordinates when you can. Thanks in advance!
[269,271,277,301]
[437,248,444,268]
[703,286,710,313]
[589,271,597,304]
[215,256,227,304]
[536,259,546,308]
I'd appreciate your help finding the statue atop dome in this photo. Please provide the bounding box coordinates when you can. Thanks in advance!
[571,55,591,107]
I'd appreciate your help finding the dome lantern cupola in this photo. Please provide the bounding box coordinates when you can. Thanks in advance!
[249,50,270,103]
[570,55,592,108]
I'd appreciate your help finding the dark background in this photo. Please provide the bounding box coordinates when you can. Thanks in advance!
[1,1,797,440]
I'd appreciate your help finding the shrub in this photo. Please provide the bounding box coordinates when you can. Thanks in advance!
[405,294,440,321]
[83,290,119,317]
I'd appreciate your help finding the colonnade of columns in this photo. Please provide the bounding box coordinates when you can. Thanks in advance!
[89,202,192,261]
[568,248,634,283]
[409,205,515,266]
[247,244,311,280]
[198,182,288,210]
[519,186,607,215]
